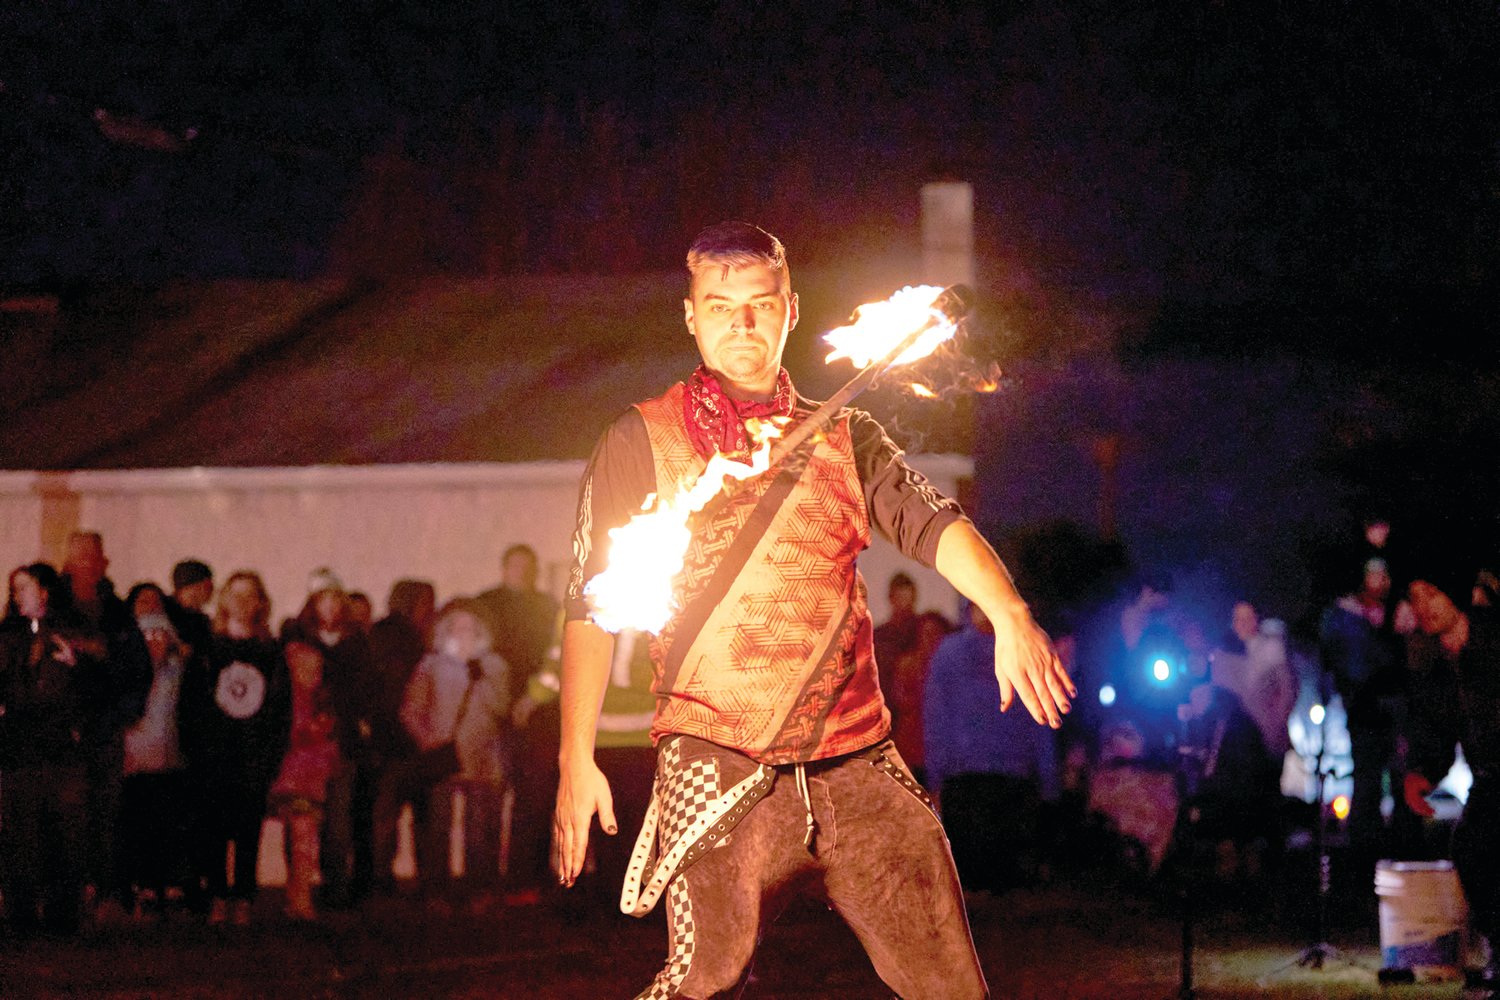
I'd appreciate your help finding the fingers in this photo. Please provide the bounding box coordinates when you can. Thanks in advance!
[996,638,1069,729]
[598,786,618,838]
[552,794,590,887]
[559,811,589,886]
[1044,655,1074,716]
[1012,672,1052,728]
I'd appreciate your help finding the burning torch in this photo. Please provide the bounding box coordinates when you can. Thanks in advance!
[766,283,972,465]
[585,283,975,634]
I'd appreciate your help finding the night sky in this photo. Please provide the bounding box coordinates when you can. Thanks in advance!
[4,2,1496,359]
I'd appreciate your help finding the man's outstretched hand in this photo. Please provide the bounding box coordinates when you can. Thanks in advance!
[993,610,1075,729]
[553,759,618,887]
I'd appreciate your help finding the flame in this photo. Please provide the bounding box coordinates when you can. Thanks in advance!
[910,382,937,398]
[975,379,1000,393]
[585,421,784,633]
[822,285,957,368]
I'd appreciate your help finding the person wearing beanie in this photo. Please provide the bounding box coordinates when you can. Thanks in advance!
[282,567,380,909]
[1402,565,1500,996]
[119,610,191,919]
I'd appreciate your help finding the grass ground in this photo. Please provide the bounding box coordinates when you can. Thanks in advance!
[0,868,1480,999]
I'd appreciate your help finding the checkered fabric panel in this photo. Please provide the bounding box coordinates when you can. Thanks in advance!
[660,756,722,850]
[637,877,695,1000]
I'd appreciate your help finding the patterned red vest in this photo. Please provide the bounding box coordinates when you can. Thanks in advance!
[636,383,891,764]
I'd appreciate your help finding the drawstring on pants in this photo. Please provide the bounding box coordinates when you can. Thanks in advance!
[795,762,816,849]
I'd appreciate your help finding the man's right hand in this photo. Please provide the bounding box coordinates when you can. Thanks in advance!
[553,758,618,887]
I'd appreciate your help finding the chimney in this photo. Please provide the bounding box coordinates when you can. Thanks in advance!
[920,181,974,288]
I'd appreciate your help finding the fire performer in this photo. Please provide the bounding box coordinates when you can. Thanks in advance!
[554,221,1074,999]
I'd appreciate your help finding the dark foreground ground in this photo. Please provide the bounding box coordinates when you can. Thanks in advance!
[0,866,1482,1000]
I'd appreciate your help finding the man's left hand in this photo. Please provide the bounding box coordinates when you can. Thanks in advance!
[992,611,1074,729]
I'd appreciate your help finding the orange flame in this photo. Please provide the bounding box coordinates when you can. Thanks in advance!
[910,382,937,398]
[822,285,957,368]
[586,421,784,633]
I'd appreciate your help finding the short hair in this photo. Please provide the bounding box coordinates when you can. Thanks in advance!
[685,221,790,295]
[503,544,537,566]
[388,578,435,620]
[171,558,213,591]
[888,572,916,592]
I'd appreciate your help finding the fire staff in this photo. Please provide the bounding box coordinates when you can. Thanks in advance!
[554,221,1073,1000]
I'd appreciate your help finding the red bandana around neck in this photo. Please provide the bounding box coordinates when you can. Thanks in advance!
[683,364,796,459]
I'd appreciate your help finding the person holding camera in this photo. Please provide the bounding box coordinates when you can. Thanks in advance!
[399,600,509,913]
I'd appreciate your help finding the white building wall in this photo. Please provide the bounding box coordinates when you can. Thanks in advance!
[1,462,587,617]
[2,454,968,623]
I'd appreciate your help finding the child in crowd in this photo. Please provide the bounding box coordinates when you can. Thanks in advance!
[269,637,341,921]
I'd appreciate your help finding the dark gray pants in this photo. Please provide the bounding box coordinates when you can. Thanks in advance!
[1454,774,1498,958]
[636,736,987,1000]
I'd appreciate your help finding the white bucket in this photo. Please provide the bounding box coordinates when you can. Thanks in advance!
[1375,860,1469,982]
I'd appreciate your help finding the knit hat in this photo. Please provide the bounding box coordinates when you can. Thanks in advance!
[171,559,212,590]
[136,612,178,639]
[307,566,345,595]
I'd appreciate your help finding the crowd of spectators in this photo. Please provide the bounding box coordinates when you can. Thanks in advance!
[3,519,1494,991]
[885,519,1495,986]
[0,533,561,936]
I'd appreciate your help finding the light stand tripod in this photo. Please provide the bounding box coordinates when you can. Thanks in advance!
[1170,704,1202,1000]
[1263,675,1363,982]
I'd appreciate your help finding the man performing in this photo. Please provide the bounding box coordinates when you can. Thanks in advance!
[554,221,1074,999]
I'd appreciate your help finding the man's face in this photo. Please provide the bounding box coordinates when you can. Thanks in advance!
[502,551,537,591]
[1408,580,1460,636]
[65,536,107,585]
[177,579,214,611]
[684,263,798,398]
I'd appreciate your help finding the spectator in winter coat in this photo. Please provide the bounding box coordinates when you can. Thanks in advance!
[401,600,510,912]
[925,603,1059,892]
[60,531,152,922]
[119,610,192,919]
[0,563,109,936]
[178,570,291,926]
[368,578,437,893]
[1402,571,1500,996]
[282,567,380,909]
[1319,558,1409,867]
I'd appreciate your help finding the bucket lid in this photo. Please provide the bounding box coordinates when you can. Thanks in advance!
[1375,860,1456,873]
